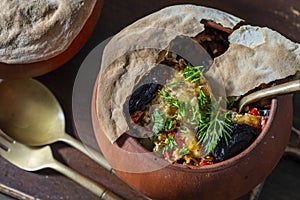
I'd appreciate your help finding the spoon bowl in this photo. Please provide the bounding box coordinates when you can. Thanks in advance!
[0,79,65,145]
[0,79,112,172]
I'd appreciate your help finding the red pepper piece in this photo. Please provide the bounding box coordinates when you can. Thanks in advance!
[261,117,268,129]
[197,161,212,167]
[248,108,260,116]
[130,111,144,123]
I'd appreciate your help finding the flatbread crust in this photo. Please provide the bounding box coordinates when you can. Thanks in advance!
[0,0,97,64]
[206,25,300,96]
[95,4,300,143]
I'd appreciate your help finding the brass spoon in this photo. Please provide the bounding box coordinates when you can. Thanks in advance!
[238,79,300,113]
[0,78,113,173]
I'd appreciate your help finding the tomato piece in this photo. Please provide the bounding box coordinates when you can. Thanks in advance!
[197,161,212,167]
[261,117,268,129]
[248,107,260,116]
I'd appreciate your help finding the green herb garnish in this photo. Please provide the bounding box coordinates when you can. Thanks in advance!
[164,116,175,130]
[166,80,184,88]
[183,65,205,83]
[151,110,165,135]
[158,90,180,108]
[179,146,191,156]
[162,135,178,153]
[151,110,176,134]
[198,97,232,153]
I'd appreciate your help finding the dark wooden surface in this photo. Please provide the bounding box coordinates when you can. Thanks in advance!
[0,0,299,199]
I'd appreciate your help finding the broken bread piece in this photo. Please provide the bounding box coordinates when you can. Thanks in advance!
[206,25,300,97]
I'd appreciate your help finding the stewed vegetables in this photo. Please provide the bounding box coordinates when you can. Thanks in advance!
[128,59,269,167]
[126,21,271,167]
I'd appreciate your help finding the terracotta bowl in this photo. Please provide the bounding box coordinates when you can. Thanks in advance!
[0,0,103,79]
[92,77,293,200]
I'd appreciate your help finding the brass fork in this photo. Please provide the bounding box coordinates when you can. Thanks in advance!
[0,130,122,200]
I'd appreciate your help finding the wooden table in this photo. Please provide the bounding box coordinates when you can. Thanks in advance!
[0,0,299,199]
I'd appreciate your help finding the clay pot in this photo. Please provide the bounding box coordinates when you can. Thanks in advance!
[92,77,293,200]
[0,0,103,79]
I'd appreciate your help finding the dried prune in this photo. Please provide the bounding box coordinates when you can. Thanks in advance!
[213,123,260,162]
[129,83,161,114]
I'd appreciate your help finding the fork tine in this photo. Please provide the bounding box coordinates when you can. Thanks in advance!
[0,142,8,153]
[0,129,15,150]
[0,129,13,141]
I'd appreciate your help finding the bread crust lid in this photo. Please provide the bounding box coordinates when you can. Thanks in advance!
[96,4,243,143]
[0,0,97,64]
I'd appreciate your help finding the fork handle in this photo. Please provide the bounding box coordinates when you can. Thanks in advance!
[50,159,123,200]
[59,133,115,174]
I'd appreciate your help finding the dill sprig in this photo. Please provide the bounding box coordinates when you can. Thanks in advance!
[161,134,178,154]
[158,89,185,117]
[151,110,165,135]
[151,109,176,135]
[183,65,205,83]
[197,97,232,153]
[179,146,191,156]
[164,116,175,130]
[165,135,177,150]
[158,90,179,107]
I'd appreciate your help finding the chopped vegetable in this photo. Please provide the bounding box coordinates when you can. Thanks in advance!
[248,108,260,116]
[129,61,269,167]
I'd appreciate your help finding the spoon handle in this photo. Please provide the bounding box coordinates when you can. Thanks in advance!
[59,133,115,174]
[50,159,122,200]
[238,79,300,112]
